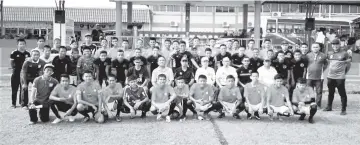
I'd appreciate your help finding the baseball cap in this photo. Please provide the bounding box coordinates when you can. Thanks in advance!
[44,64,54,70]
[331,39,340,44]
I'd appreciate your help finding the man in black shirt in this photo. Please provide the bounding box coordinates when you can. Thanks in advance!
[237,57,252,95]
[271,51,293,88]
[52,46,71,81]
[129,48,148,67]
[289,50,308,100]
[204,48,215,69]
[231,46,246,69]
[276,41,293,59]
[80,33,97,55]
[10,39,31,108]
[174,56,195,86]
[249,48,263,72]
[94,50,111,86]
[111,50,130,86]
[216,44,232,69]
[147,46,162,74]
[21,50,47,109]
[126,57,150,91]
[171,41,198,71]
[91,24,103,42]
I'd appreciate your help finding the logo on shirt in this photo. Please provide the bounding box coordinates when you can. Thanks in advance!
[257,63,261,66]
[283,65,287,69]
[38,65,41,68]
[179,72,183,75]
[300,63,304,67]
[49,83,53,87]
[16,55,20,57]
[26,55,29,57]
[330,55,334,59]
[123,64,127,68]
[249,70,252,73]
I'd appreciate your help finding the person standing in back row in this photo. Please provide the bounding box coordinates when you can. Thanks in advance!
[305,43,328,108]
[323,39,351,115]
[10,39,31,108]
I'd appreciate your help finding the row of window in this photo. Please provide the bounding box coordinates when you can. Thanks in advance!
[151,4,360,14]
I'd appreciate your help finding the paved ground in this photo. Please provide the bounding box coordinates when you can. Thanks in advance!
[1,74,360,145]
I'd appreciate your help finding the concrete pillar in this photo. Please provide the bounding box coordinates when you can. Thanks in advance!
[243,4,248,32]
[254,1,261,48]
[185,3,190,37]
[116,1,122,39]
[127,2,133,24]
[212,6,215,33]
[235,7,239,30]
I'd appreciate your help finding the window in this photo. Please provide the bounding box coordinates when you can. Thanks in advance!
[10,28,17,34]
[313,5,320,13]
[299,4,306,13]
[332,5,341,13]
[197,6,205,12]
[222,7,229,12]
[167,5,174,12]
[152,5,159,11]
[263,4,271,12]
[205,6,213,12]
[159,5,166,11]
[281,4,289,13]
[216,6,222,12]
[290,4,299,13]
[5,28,11,34]
[350,5,357,13]
[323,5,329,13]
[229,7,235,12]
[41,29,47,36]
[341,5,350,13]
[190,6,197,12]
[271,4,279,12]
[19,28,25,34]
[215,7,234,13]
[34,29,39,36]
[174,6,180,12]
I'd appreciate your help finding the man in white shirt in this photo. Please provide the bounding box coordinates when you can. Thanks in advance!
[40,45,55,64]
[94,39,109,58]
[195,57,216,85]
[257,57,277,87]
[216,57,238,88]
[32,37,46,56]
[151,56,174,86]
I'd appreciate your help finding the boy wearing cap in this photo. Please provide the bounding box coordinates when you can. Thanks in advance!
[10,39,30,108]
[77,46,96,82]
[80,33,97,55]
[94,50,111,86]
[76,71,104,123]
[122,75,151,118]
[323,39,351,115]
[21,50,46,109]
[28,64,59,124]
[150,74,177,122]
[195,56,216,85]
[292,78,317,123]
[49,74,77,124]
[267,74,294,121]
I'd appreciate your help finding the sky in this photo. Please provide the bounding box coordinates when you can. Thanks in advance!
[4,0,117,8]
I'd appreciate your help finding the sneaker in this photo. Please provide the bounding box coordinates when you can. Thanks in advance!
[156,114,162,121]
[68,116,75,122]
[254,115,261,120]
[323,107,332,111]
[82,117,90,123]
[247,115,253,120]
[217,112,225,118]
[340,110,347,115]
[28,121,36,125]
[22,106,29,110]
[197,115,204,120]
[179,115,186,122]
[193,113,199,120]
[115,115,122,122]
[203,113,211,120]
[308,118,315,124]
[52,118,62,124]
[299,114,306,121]
[140,112,147,118]
[166,116,171,122]
[232,114,241,119]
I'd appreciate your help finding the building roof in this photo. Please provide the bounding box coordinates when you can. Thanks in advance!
[4,6,150,23]
[262,0,360,6]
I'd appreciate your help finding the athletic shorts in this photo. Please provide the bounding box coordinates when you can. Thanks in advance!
[222,101,237,114]
[293,104,312,115]
[69,75,78,85]
[269,105,290,114]
[245,103,262,113]
[150,103,170,114]
[194,102,213,112]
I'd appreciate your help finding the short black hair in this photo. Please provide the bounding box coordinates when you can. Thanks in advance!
[297,78,307,84]
[274,74,284,80]
[112,37,119,41]
[70,40,78,45]
[133,56,143,61]
[164,39,171,43]
[220,44,226,47]
[128,75,138,82]
[71,48,79,52]
[251,71,259,75]
[173,40,179,44]
[108,74,117,80]
[264,39,271,42]
[226,75,235,80]
[118,49,124,53]
[205,48,212,52]
[153,46,160,50]
[267,49,274,52]
[17,39,26,44]
[175,76,185,81]
[193,37,200,40]
[82,46,91,51]
[157,74,167,79]
[248,39,255,43]
[100,50,107,55]
[44,45,51,49]
[83,70,93,76]
[37,36,46,41]
[277,50,285,55]
[198,75,207,80]
[59,46,67,51]
[233,40,239,43]
[180,41,186,45]
[293,49,301,54]
[149,37,156,41]
[122,40,129,43]
[60,74,69,79]
[300,43,308,47]
[134,48,141,52]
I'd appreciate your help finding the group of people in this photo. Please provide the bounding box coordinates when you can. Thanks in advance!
[9,33,352,125]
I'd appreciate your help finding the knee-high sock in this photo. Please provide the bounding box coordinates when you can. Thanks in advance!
[309,104,317,119]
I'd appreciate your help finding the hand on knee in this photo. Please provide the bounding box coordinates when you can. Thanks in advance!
[77,104,86,111]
